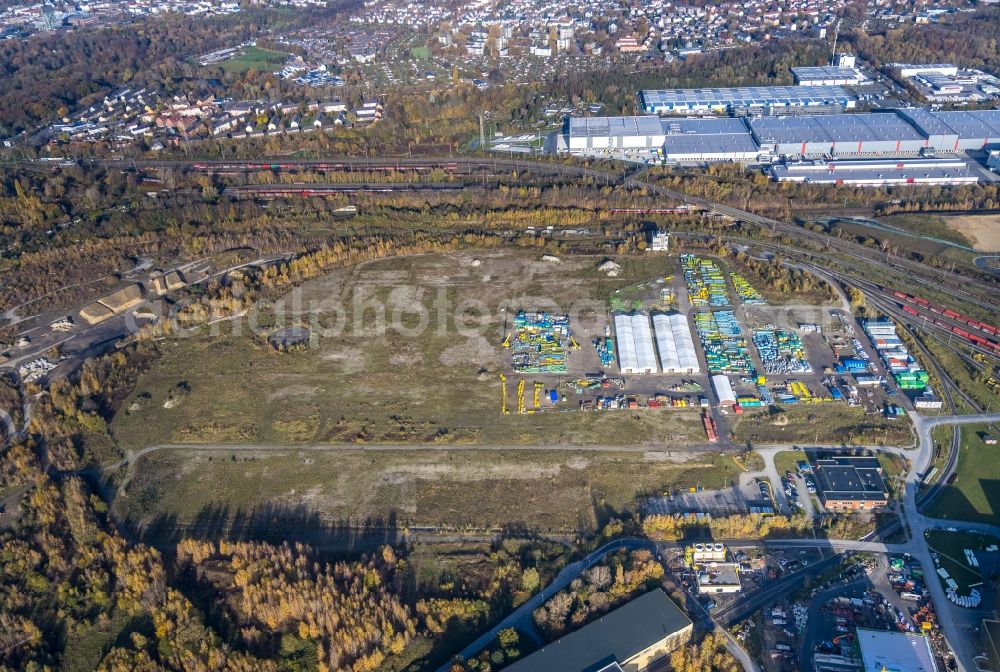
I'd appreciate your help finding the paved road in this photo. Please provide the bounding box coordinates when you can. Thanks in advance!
[755,412,1000,672]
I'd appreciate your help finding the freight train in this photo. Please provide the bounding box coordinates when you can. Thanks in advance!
[189,161,462,173]
[892,290,1000,354]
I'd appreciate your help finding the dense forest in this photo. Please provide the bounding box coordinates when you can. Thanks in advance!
[845,7,1000,77]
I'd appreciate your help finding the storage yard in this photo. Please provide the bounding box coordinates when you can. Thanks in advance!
[559,107,1000,183]
[509,311,572,374]
[112,248,914,453]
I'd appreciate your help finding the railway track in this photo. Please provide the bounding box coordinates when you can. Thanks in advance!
[31,154,999,308]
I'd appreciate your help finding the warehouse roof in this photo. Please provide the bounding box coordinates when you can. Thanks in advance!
[614,312,658,373]
[661,117,751,134]
[930,110,1000,139]
[750,112,924,144]
[641,85,854,108]
[857,629,938,672]
[814,460,888,503]
[504,589,692,672]
[712,374,736,404]
[569,115,665,138]
[659,118,760,156]
[652,312,700,372]
[792,66,863,81]
[895,107,956,138]
[771,159,979,184]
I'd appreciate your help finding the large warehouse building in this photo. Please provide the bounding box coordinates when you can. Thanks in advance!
[561,107,1000,177]
[652,312,700,374]
[566,116,667,153]
[661,117,763,162]
[640,85,856,116]
[771,157,980,185]
[748,112,927,156]
[792,65,866,86]
[614,312,659,374]
[898,108,1000,151]
[505,589,693,672]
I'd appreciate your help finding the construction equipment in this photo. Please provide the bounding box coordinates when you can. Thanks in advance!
[501,332,511,348]
[533,382,543,410]
[570,336,581,350]
[500,373,509,415]
[517,379,526,414]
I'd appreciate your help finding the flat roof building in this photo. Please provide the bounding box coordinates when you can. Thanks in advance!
[640,85,856,116]
[771,157,980,186]
[857,628,938,672]
[661,117,760,162]
[614,312,658,374]
[750,112,926,157]
[567,116,666,153]
[814,457,889,511]
[792,66,866,86]
[505,589,693,672]
[560,107,1000,166]
[895,63,959,78]
[697,563,742,594]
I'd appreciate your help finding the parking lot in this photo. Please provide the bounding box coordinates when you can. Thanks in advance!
[646,472,772,516]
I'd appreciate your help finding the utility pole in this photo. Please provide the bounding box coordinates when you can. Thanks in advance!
[479,113,485,149]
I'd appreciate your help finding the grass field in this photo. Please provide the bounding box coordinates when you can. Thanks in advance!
[926,424,1000,526]
[112,251,705,451]
[730,405,913,447]
[114,447,743,537]
[217,46,289,73]
[773,450,806,476]
[926,529,999,593]
[410,46,431,59]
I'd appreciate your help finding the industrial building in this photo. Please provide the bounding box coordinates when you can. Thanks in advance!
[895,63,959,78]
[566,116,667,153]
[857,629,938,672]
[560,107,1000,182]
[661,117,762,162]
[651,312,700,373]
[712,374,736,406]
[614,312,659,374]
[749,112,927,156]
[640,85,857,116]
[792,65,866,86]
[505,589,693,672]
[771,157,980,185]
[897,108,1000,151]
[813,457,889,511]
[686,543,727,564]
[696,563,742,594]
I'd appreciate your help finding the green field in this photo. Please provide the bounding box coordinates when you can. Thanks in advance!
[926,424,1000,526]
[114,447,743,538]
[773,450,806,476]
[410,46,431,59]
[926,529,999,593]
[112,251,704,451]
[217,46,289,73]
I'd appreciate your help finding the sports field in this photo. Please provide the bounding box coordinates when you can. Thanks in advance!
[217,46,289,73]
